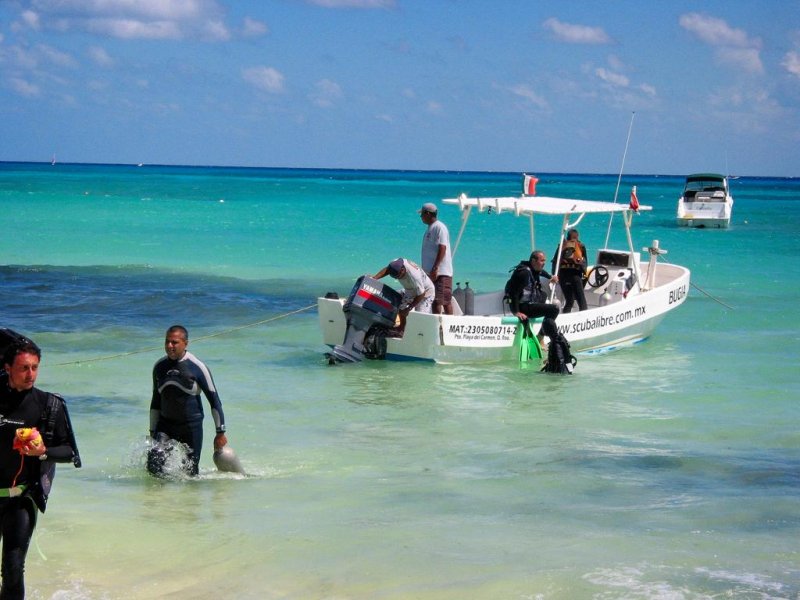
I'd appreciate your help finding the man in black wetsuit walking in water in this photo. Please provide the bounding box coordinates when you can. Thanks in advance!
[148,325,227,476]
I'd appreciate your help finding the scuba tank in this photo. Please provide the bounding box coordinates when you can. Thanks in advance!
[453,282,465,313]
[464,281,475,315]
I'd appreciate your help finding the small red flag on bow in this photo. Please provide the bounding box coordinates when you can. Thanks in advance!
[629,185,640,212]
[523,174,538,196]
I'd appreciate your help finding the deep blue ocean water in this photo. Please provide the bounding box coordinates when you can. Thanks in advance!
[1,162,799,599]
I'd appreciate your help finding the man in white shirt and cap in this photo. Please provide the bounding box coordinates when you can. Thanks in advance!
[418,202,454,314]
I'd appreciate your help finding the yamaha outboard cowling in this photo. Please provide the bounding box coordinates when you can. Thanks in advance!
[329,276,402,363]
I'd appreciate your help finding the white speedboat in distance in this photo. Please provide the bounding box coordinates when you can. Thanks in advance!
[676,173,733,228]
[319,191,690,364]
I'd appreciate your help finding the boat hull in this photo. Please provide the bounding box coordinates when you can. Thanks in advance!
[676,173,733,228]
[319,263,690,364]
[676,212,731,228]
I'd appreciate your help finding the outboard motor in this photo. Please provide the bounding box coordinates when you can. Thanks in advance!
[329,275,402,363]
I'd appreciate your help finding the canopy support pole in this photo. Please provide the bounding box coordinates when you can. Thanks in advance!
[451,205,472,259]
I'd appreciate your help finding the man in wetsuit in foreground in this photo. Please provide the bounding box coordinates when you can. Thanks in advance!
[1,339,80,599]
[148,325,227,476]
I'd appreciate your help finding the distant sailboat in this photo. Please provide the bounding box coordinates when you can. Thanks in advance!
[51,154,56,166]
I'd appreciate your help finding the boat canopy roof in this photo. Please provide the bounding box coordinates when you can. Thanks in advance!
[686,173,726,181]
[441,194,651,216]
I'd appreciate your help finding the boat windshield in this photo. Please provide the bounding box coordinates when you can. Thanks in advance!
[684,176,726,192]
[682,175,728,200]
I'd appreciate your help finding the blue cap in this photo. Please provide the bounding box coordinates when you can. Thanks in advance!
[387,258,404,277]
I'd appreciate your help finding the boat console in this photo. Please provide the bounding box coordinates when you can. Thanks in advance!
[583,249,640,307]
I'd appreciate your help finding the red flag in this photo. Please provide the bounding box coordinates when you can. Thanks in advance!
[523,174,538,196]
[629,185,639,212]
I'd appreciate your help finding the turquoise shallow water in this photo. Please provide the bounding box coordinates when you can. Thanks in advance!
[1,162,799,599]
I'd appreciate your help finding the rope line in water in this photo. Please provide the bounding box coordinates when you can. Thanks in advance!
[651,255,734,311]
[53,303,317,367]
[690,281,734,310]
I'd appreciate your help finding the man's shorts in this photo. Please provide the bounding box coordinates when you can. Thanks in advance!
[434,276,453,306]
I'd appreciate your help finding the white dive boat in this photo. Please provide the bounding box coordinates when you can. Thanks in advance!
[319,192,690,364]
[676,173,733,228]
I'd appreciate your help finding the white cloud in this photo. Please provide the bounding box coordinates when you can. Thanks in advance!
[607,54,624,71]
[679,12,763,74]
[639,83,657,97]
[242,66,285,93]
[7,45,39,69]
[706,86,784,133]
[595,67,629,87]
[84,18,183,40]
[38,43,77,67]
[10,77,40,97]
[426,100,442,114]
[20,0,230,41]
[782,50,800,79]
[88,79,109,91]
[716,47,763,74]
[6,43,77,69]
[21,10,41,30]
[242,17,268,37]
[679,13,752,48]
[311,78,343,107]
[30,0,211,21]
[88,45,114,67]
[203,19,230,41]
[543,18,611,45]
[508,84,549,110]
[307,0,395,8]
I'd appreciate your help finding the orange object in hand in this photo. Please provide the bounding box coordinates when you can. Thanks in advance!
[13,427,43,455]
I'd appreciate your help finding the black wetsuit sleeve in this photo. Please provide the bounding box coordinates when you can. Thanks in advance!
[149,364,161,434]
[41,396,79,464]
[510,267,530,314]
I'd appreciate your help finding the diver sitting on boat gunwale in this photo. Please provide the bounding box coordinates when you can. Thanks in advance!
[506,250,560,349]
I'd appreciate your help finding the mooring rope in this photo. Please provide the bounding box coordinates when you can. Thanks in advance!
[52,303,317,367]
[690,281,734,310]
[647,253,733,311]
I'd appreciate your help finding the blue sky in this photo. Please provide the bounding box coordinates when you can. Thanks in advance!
[1,0,798,176]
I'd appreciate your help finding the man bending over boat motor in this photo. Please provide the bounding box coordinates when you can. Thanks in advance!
[507,250,560,349]
[148,325,227,477]
[373,258,434,331]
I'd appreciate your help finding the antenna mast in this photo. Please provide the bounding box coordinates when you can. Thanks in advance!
[604,111,635,248]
